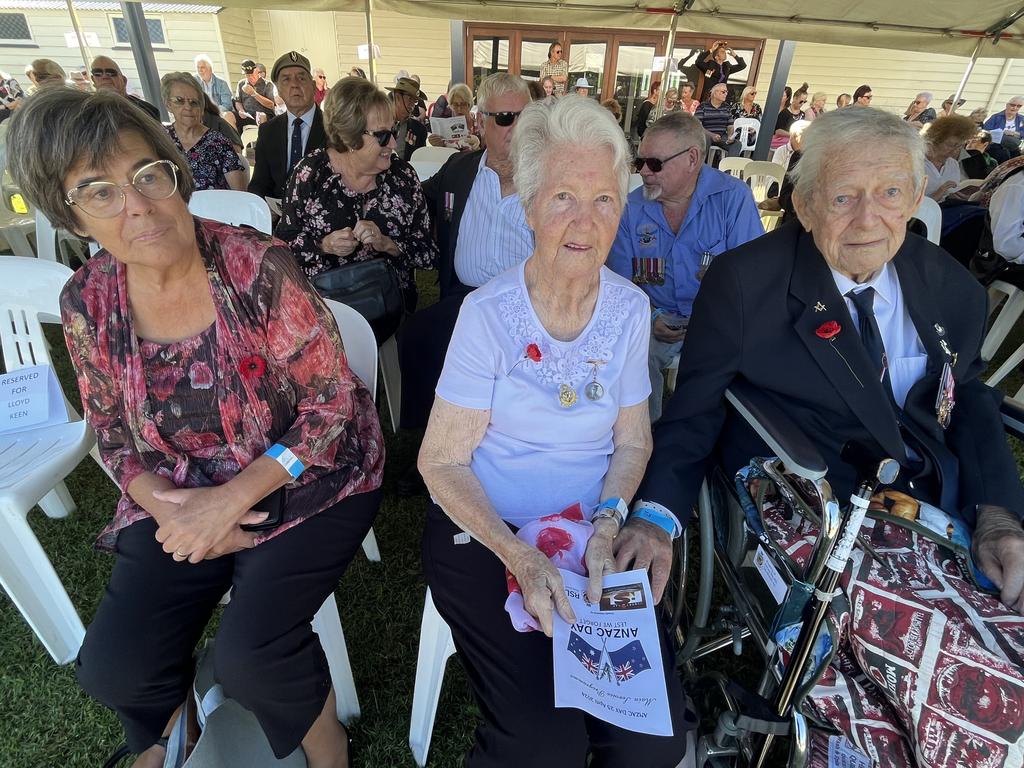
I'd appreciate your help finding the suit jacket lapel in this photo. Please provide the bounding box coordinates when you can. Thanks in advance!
[789,230,908,462]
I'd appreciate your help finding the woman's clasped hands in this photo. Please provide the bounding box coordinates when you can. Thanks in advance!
[152,485,268,564]
[321,220,396,257]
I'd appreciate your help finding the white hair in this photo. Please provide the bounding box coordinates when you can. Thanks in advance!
[790,106,925,201]
[916,91,933,103]
[476,72,530,112]
[194,54,214,68]
[447,83,473,105]
[512,95,630,214]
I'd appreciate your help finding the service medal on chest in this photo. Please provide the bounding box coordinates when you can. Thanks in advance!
[558,383,578,408]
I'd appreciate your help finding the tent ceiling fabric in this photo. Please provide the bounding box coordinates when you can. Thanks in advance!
[184,0,1024,58]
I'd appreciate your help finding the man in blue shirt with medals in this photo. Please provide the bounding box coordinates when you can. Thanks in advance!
[607,111,763,420]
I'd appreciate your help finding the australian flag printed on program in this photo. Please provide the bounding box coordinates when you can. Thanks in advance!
[608,640,651,681]
[568,631,602,675]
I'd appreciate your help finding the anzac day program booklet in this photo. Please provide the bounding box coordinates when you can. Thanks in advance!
[552,568,673,736]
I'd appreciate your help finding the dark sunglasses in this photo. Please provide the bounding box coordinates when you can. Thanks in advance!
[364,127,398,147]
[634,147,690,173]
[91,68,119,78]
[480,110,522,127]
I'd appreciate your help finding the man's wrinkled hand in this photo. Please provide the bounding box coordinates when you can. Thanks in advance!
[973,505,1024,612]
[613,518,673,602]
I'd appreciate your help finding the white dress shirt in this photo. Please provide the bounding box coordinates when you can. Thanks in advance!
[990,172,1024,264]
[286,106,316,165]
[830,262,928,408]
[924,156,961,201]
[453,152,534,288]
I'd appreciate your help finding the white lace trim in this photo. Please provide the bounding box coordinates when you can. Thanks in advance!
[498,282,632,387]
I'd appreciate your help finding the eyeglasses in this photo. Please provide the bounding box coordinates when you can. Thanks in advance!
[65,160,179,218]
[168,96,202,109]
[480,110,522,127]
[364,127,398,147]
[316,74,326,79]
[634,147,690,173]
[91,68,119,78]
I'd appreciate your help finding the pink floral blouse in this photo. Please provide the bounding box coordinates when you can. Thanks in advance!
[61,218,385,550]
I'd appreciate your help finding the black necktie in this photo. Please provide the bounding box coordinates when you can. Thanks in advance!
[847,287,895,402]
[288,117,303,173]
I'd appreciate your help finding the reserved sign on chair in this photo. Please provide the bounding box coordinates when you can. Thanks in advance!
[0,364,68,434]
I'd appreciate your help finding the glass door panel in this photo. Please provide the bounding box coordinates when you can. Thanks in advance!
[613,43,658,136]
[566,39,608,100]
[471,36,510,92]
[520,37,556,82]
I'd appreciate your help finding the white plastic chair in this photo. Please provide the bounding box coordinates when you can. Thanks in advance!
[240,125,259,152]
[409,588,456,767]
[705,145,725,167]
[0,256,95,664]
[719,157,751,180]
[411,146,459,163]
[983,280,1024,362]
[912,196,942,245]
[760,209,785,233]
[411,160,443,183]
[324,299,382,564]
[732,117,760,157]
[0,206,35,258]
[628,173,643,192]
[744,161,786,204]
[188,190,272,234]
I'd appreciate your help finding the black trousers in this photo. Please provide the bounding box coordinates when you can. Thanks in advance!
[76,488,381,758]
[422,504,694,768]
[397,289,469,430]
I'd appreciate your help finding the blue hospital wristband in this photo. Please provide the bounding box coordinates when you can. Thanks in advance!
[264,443,305,479]
[630,500,683,540]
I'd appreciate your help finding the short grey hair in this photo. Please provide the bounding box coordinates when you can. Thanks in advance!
[790,106,924,201]
[916,91,933,103]
[160,71,203,104]
[6,88,194,234]
[194,54,214,69]
[512,95,630,214]
[645,111,707,158]
[476,72,530,112]
[447,83,473,105]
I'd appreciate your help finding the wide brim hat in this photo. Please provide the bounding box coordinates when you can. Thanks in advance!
[387,76,427,102]
[272,51,311,82]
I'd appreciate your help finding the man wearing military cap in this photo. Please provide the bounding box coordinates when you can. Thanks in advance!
[248,50,327,201]
[387,76,429,162]
[233,58,277,129]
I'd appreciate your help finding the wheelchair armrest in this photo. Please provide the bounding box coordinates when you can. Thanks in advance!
[725,381,828,481]
[1001,396,1024,442]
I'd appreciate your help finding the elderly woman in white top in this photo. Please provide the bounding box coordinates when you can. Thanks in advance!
[418,95,691,768]
[923,114,977,201]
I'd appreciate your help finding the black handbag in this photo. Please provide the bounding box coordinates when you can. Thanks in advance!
[312,258,405,344]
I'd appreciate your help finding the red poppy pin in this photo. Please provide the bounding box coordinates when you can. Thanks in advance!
[507,342,543,376]
[815,321,841,340]
[239,354,267,380]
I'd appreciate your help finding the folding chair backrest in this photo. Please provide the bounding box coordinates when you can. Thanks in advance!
[744,161,786,204]
[719,157,751,180]
[411,160,443,183]
[0,256,73,371]
[325,299,378,401]
[411,146,459,163]
[188,190,272,234]
[912,196,942,245]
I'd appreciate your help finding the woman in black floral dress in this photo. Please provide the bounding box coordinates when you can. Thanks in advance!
[276,76,438,310]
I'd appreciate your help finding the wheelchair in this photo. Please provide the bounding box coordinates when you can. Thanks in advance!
[660,379,1024,768]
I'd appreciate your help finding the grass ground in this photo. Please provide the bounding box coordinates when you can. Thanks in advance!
[1,271,1023,768]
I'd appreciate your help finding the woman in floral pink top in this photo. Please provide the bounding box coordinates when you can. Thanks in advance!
[8,87,381,768]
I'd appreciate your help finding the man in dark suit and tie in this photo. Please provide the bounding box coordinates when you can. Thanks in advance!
[617,106,1024,613]
[247,51,327,202]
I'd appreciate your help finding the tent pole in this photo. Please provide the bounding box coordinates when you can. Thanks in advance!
[753,40,796,161]
[653,7,680,121]
[119,1,166,121]
[65,0,93,75]
[987,59,1014,114]
[953,38,984,105]
[365,0,376,84]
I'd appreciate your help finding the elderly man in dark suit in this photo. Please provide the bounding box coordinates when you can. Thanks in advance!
[247,51,326,202]
[395,73,533,494]
[620,106,1024,616]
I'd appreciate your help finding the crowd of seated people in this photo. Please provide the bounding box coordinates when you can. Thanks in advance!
[8,45,1024,768]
